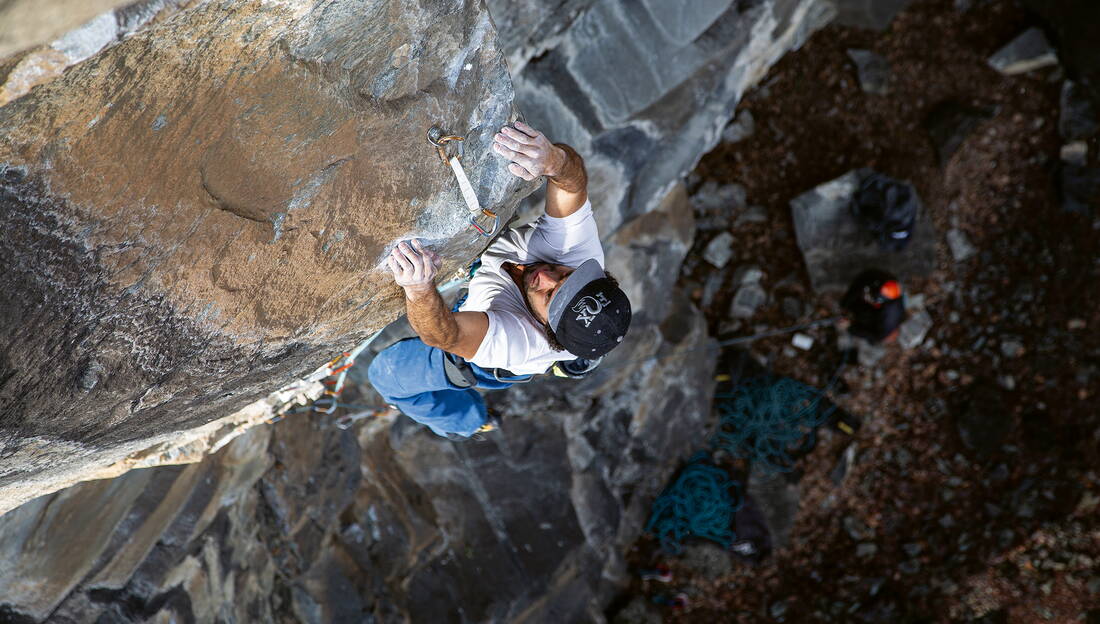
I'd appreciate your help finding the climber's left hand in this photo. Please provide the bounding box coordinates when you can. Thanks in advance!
[387,239,441,297]
[492,121,565,181]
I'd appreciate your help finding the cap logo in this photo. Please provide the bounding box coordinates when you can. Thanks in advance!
[572,292,610,328]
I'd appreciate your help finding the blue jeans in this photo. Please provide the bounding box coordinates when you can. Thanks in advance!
[367,338,530,438]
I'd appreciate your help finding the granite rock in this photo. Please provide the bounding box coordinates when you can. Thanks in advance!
[0,0,535,514]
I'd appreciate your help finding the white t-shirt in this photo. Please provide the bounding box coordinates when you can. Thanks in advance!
[458,200,604,375]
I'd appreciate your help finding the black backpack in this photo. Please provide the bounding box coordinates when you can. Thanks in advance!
[850,172,918,251]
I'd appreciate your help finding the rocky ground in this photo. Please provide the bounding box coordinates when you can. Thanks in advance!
[616,1,1100,622]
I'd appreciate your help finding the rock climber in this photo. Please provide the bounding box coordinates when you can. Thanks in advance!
[367,121,632,439]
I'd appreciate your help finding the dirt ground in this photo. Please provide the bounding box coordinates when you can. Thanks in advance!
[620,1,1100,622]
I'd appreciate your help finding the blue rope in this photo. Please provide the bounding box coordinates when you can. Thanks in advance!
[645,364,847,552]
[712,375,836,473]
[645,453,743,554]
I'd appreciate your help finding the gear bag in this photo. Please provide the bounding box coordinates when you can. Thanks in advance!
[850,172,918,251]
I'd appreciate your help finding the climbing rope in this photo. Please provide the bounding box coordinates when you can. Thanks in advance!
[645,453,744,554]
[712,375,837,473]
[428,127,499,238]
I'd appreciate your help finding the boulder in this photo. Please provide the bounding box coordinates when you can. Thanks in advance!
[790,169,936,292]
[0,0,534,514]
[988,28,1059,76]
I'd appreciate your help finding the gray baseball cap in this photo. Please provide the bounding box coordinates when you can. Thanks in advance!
[547,258,632,357]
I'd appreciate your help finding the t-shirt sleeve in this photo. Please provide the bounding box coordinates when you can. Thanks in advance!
[469,309,556,371]
[526,200,605,268]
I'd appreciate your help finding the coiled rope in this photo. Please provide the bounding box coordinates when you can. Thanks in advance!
[645,453,744,554]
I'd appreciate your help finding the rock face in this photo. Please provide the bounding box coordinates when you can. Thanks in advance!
[0,0,836,620]
[0,0,533,514]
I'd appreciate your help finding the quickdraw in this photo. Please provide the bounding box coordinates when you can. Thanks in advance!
[428,126,499,238]
[269,331,382,424]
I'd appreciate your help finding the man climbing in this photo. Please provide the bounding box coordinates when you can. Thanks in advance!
[368,121,632,439]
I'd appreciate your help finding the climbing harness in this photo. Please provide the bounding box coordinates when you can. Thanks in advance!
[428,127,499,238]
[646,452,744,554]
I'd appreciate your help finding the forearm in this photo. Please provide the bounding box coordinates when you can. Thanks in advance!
[545,143,588,218]
[405,287,460,350]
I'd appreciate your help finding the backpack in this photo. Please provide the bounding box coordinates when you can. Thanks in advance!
[850,172,918,251]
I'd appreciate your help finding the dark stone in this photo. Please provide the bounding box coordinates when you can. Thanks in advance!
[924,100,996,165]
[847,49,890,95]
[1060,81,1100,141]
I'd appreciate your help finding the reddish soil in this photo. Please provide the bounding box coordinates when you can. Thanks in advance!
[624,1,1100,622]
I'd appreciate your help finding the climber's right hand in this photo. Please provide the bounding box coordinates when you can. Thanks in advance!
[387,239,441,298]
[492,121,565,181]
